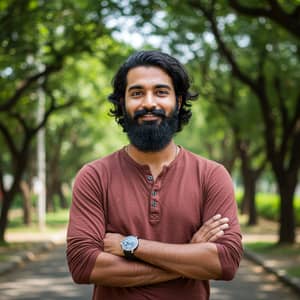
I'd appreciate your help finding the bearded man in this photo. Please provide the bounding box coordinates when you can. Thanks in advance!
[66,50,243,300]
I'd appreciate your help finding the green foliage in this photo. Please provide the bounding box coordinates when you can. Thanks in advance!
[255,193,279,222]
[237,192,300,225]
[0,0,134,242]
[45,49,130,185]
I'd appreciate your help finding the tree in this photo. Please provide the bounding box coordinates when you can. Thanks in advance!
[45,54,130,211]
[0,0,114,242]
[108,0,300,243]
[186,61,266,226]
[189,0,300,243]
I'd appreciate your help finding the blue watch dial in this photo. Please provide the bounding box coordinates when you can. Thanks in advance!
[121,236,139,252]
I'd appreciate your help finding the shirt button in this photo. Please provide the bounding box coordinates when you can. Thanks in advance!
[147,175,153,182]
[151,200,157,207]
[151,191,157,196]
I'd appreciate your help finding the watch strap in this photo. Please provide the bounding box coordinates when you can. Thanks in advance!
[123,249,136,260]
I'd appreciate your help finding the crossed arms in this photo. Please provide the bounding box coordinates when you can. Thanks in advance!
[89,215,230,287]
[67,164,243,287]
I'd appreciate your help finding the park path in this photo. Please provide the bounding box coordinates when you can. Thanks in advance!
[0,244,299,300]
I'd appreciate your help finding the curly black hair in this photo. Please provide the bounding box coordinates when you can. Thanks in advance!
[108,50,198,132]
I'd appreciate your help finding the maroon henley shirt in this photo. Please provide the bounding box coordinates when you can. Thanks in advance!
[67,146,243,300]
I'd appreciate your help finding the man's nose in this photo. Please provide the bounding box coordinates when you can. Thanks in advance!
[142,92,156,110]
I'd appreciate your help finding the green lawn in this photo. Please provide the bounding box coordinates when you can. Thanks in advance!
[7,209,70,233]
[245,241,300,278]
[245,241,300,256]
[0,209,70,259]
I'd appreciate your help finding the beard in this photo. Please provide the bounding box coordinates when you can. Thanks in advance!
[123,107,179,152]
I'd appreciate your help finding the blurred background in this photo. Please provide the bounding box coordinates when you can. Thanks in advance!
[0,0,299,271]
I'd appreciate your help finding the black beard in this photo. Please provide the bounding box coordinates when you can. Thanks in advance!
[123,108,179,152]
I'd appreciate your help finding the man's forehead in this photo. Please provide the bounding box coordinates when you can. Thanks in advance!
[126,66,174,90]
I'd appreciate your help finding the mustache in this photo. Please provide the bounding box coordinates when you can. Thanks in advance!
[133,108,166,120]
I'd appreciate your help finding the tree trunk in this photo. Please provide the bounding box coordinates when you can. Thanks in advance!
[0,150,28,243]
[0,192,12,243]
[57,183,67,209]
[277,173,297,244]
[20,180,32,225]
[247,177,257,226]
[240,169,257,225]
[236,139,262,226]
[46,187,55,212]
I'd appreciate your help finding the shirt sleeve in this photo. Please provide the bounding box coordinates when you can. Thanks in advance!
[203,164,243,281]
[66,164,106,284]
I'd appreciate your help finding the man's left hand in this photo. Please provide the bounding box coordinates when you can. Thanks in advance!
[104,233,124,256]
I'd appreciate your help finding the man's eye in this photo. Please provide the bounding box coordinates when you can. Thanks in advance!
[157,90,169,96]
[131,91,142,97]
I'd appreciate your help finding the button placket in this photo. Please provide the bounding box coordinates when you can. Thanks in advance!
[149,183,161,224]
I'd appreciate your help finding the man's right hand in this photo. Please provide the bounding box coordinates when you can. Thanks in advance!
[190,214,229,243]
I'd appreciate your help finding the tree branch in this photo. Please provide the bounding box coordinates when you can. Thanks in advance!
[188,0,280,165]
[30,92,75,136]
[289,130,300,174]
[230,0,272,17]
[0,120,18,158]
[0,0,31,30]
[0,64,62,112]
[229,0,300,39]
[0,165,6,195]
[290,91,300,134]
[8,111,30,134]
[274,76,288,132]
[189,0,259,93]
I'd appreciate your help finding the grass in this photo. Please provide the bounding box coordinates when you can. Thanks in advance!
[245,241,300,256]
[7,209,70,233]
[287,267,300,278]
[0,241,37,252]
[244,241,300,278]
[0,209,70,261]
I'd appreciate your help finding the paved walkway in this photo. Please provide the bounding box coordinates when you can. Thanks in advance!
[0,244,299,299]
[0,245,92,300]
[211,259,299,300]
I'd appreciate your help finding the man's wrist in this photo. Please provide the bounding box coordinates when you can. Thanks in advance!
[120,235,139,260]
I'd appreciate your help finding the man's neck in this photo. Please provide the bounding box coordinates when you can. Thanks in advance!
[126,141,179,179]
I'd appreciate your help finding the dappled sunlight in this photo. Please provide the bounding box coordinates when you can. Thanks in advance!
[0,246,92,300]
[0,275,90,299]
[211,259,299,300]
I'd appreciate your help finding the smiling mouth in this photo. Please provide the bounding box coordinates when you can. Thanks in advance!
[140,114,160,120]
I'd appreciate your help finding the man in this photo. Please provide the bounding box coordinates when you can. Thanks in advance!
[66,50,243,300]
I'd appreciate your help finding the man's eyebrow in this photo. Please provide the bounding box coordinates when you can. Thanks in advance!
[127,85,143,92]
[127,84,172,92]
[155,84,172,90]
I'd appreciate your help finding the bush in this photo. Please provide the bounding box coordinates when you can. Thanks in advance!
[236,191,300,226]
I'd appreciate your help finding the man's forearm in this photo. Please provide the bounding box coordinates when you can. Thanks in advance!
[89,251,180,287]
[102,215,228,281]
[134,239,222,280]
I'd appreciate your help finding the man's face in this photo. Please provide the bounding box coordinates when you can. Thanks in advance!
[123,66,180,152]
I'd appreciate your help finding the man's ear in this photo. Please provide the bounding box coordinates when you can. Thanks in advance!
[177,96,182,109]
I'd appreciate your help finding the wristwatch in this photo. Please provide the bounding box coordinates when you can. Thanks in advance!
[120,235,139,260]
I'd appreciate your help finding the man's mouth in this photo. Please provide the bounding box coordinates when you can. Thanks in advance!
[134,109,166,120]
[140,113,160,121]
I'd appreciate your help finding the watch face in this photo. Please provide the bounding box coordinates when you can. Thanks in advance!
[121,236,138,251]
